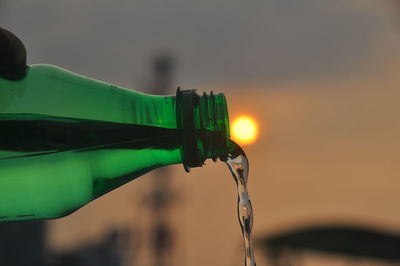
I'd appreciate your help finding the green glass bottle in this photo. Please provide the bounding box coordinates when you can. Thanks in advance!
[0,64,230,221]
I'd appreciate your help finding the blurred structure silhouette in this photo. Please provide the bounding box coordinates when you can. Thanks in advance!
[142,53,179,266]
[258,224,400,266]
[148,54,175,94]
[51,229,130,266]
[0,221,47,266]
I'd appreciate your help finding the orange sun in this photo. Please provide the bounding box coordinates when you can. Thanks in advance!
[231,115,259,145]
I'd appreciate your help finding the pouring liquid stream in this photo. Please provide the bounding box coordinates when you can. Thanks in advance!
[225,142,256,266]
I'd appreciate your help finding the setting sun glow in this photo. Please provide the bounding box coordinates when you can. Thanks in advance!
[231,115,259,145]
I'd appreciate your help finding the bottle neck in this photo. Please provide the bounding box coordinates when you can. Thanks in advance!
[176,88,230,171]
[124,88,230,170]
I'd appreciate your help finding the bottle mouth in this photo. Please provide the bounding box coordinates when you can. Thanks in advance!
[176,88,230,171]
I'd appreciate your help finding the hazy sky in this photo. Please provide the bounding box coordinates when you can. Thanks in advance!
[2,2,400,265]
[0,0,396,89]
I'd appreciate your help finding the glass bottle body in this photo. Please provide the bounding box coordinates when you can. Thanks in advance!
[0,65,229,221]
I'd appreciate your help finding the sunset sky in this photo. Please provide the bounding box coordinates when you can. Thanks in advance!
[2,1,400,265]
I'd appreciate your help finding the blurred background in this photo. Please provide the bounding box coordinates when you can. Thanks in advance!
[1,0,400,265]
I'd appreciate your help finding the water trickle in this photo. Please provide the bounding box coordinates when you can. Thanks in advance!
[225,142,256,266]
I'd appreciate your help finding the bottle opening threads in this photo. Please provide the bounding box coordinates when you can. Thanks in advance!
[176,88,230,171]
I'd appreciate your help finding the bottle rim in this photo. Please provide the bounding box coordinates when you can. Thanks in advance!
[176,87,230,171]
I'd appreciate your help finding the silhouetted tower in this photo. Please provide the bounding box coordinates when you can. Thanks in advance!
[144,53,178,266]
[149,54,174,93]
